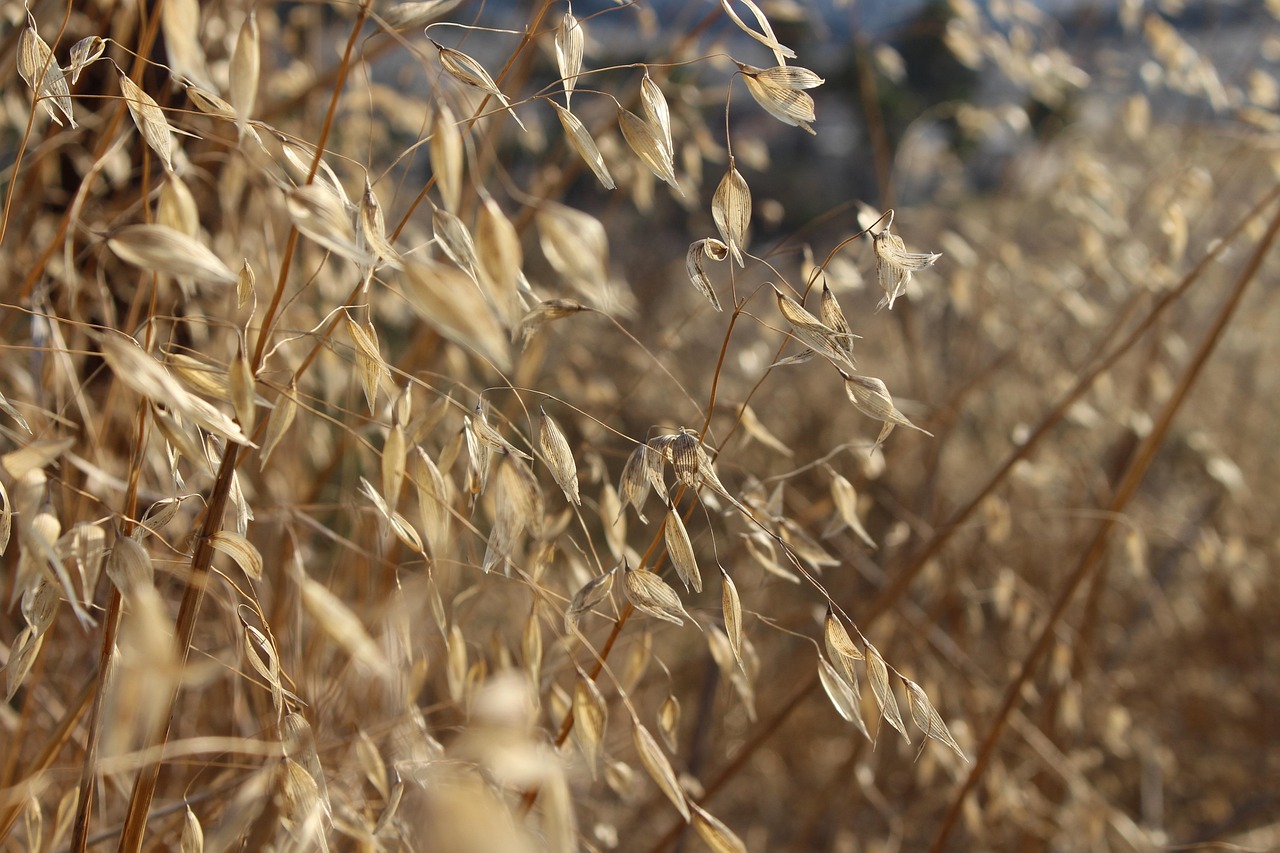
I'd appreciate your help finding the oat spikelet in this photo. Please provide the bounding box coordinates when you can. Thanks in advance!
[721,568,744,671]
[712,158,751,266]
[840,372,932,446]
[902,677,967,760]
[619,108,681,193]
[818,655,870,739]
[685,238,728,311]
[431,40,527,131]
[551,102,615,190]
[209,530,263,581]
[641,71,673,158]
[691,802,748,853]
[772,285,856,371]
[632,720,690,822]
[736,62,824,134]
[872,224,941,310]
[572,674,607,777]
[18,22,75,128]
[554,12,584,105]
[719,0,796,64]
[108,225,237,286]
[539,408,580,505]
[865,642,909,741]
[118,71,174,171]
[623,564,691,627]
[663,507,701,593]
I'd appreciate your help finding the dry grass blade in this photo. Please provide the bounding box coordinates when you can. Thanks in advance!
[691,802,748,853]
[737,63,823,133]
[865,642,909,742]
[663,507,702,593]
[818,655,871,740]
[902,677,967,760]
[719,0,796,64]
[209,530,263,581]
[430,103,465,213]
[872,227,941,310]
[619,109,681,193]
[0,480,10,556]
[572,674,608,777]
[633,720,691,822]
[2,437,75,480]
[108,225,237,286]
[685,238,727,311]
[18,24,76,128]
[712,159,751,266]
[772,286,856,371]
[432,40,527,131]
[0,391,32,434]
[401,257,513,373]
[539,408,580,505]
[555,12,584,105]
[551,102,616,190]
[623,564,690,626]
[118,71,175,171]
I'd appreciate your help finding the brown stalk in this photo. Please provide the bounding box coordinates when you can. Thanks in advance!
[927,194,1280,853]
[112,4,375,848]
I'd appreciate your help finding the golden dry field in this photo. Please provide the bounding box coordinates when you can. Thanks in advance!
[1,1,1278,850]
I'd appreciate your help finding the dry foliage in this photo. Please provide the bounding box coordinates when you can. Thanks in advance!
[1,2,1278,852]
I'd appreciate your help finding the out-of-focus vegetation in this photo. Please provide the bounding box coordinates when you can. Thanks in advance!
[1,0,1278,850]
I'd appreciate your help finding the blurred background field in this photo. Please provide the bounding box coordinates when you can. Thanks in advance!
[1,1,1278,851]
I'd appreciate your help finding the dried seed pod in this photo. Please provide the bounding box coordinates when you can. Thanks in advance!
[640,71,673,157]
[819,282,858,362]
[565,568,615,633]
[737,62,824,133]
[691,802,747,853]
[818,655,869,739]
[658,693,682,753]
[721,569,744,670]
[772,285,856,371]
